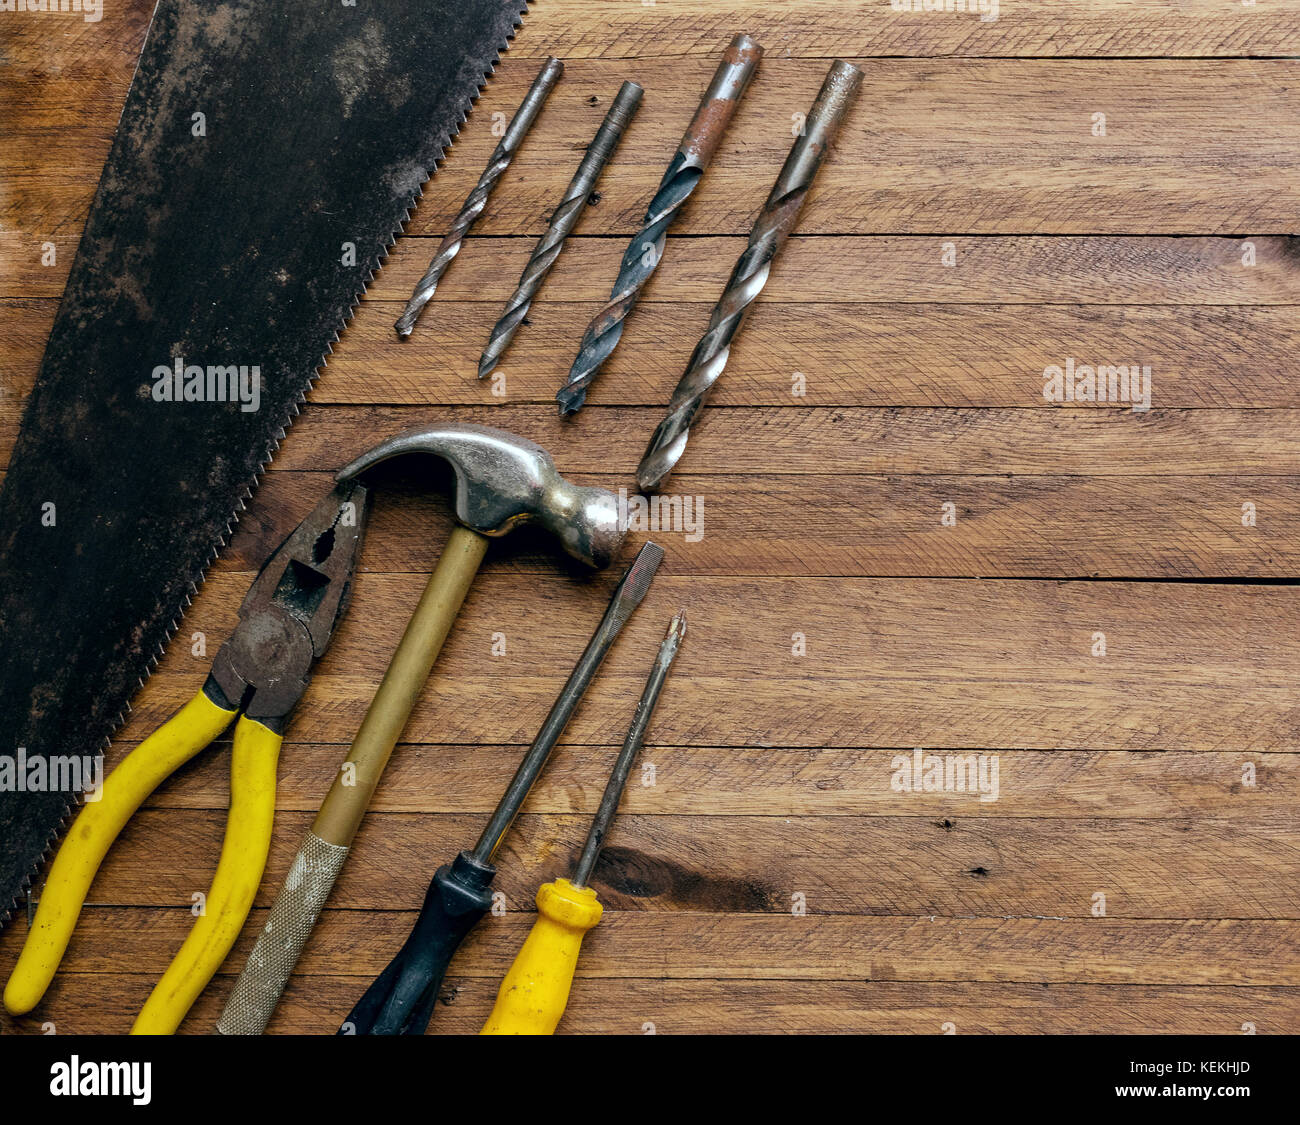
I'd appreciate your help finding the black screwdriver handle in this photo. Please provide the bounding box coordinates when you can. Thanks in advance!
[339,851,495,1035]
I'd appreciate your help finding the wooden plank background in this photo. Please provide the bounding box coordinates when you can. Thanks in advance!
[2,0,1299,1034]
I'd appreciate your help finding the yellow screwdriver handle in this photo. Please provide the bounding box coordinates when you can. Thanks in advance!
[480,878,603,1035]
[4,690,236,1018]
[132,715,282,1034]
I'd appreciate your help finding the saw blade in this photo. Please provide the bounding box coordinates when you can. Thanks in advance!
[0,0,529,927]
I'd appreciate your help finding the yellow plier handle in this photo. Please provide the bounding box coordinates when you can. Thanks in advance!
[4,691,234,1018]
[134,709,282,1034]
[4,690,282,1034]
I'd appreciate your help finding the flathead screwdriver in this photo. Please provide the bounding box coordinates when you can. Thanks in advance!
[481,610,686,1035]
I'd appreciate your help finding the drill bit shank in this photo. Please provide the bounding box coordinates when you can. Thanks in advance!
[556,36,762,415]
[636,60,863,492]
[478,80,644,378]
[395,57,564,339]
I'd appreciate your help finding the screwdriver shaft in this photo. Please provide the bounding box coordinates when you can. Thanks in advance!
[469,541,664,864]
[478,81,643,379]
[572,611,686,888]
[395,58,564,338]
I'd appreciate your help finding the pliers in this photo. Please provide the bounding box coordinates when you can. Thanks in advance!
[4,481,370,1034]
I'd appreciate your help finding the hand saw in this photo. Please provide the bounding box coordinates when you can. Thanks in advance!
[0,0,528,928]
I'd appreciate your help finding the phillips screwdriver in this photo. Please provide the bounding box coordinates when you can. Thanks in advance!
[339,541,664,1035]
[481,610,686,1035]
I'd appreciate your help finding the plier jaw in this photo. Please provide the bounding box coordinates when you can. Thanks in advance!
[4,478,373,1033]
[208,479,371,730]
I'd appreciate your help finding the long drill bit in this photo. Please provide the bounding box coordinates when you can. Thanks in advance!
[395,57,564,339]
[555,36,763,415]
[478,80,643,379]
[636,60,863,492]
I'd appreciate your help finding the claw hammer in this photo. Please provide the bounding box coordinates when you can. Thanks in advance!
[218,423,626,1034]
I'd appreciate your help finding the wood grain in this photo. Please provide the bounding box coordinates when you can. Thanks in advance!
[1,0,1297,1036]
[118,744,1300,821]
[203,468,1300,579]
[36,807,1298,919]
[9,59,1300,246]
[8,973,1293,1036]
[22,912,1300,985]
[113,572,1300,752]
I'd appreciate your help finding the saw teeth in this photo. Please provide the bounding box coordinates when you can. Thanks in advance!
[2,2,531,931]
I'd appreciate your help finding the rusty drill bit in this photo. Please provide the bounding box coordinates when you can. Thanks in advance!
[478,80,643,379]
[636,61,862,493]
[555,36,763,415]
[395,57,564,339]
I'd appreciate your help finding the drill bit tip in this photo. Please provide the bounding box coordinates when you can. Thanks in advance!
[635,426,689,494]
[555,382,585,416]
[635,58,861,492]
[555,38,762,414]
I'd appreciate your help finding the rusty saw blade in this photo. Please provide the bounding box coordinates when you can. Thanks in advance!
[0,0,529,926]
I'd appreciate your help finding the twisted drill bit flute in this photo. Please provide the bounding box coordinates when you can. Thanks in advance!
[555,35,763,415]
[478,80,643,379]
[395,57,564,339]
[636,60,862,492]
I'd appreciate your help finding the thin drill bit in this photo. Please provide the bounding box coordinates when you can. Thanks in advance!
[636,60,863,493]
[556,36,763,415]
[395,57,564,339]
[469,540,665,865]
[571,610,686,888]
[478,80,643,379]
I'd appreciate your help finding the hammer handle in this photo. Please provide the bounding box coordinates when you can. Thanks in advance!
[313,525,489,847]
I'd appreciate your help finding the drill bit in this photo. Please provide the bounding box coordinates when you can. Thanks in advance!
[636,60,863,493]
[571,610,686,888]
[555,36,763,415]
[395,57,564,339]
[478,80,643,379]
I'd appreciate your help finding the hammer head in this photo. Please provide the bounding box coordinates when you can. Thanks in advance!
[336,424,625,569]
